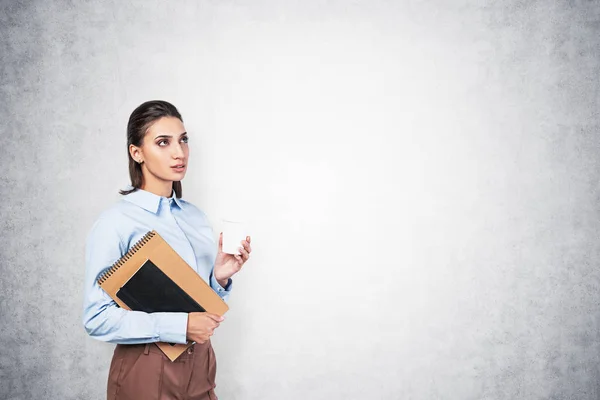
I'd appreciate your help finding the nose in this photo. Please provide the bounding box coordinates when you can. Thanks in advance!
[172,142,185,159]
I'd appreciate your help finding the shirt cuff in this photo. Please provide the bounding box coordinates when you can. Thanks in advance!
[152,312,188,344]
[210,272,232,297]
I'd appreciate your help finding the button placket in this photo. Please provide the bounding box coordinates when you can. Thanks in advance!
[164,198,199,271]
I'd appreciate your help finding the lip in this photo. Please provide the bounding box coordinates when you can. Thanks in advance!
[171,164,186,170]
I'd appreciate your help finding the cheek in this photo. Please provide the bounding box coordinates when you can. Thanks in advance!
[145,148,168,166]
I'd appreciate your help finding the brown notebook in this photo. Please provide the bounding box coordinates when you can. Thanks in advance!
[97,230,229,361]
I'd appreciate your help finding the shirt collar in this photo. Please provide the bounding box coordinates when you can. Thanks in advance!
[123,188,183,213]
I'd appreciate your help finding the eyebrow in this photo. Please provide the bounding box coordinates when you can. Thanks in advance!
[154,132,188,139]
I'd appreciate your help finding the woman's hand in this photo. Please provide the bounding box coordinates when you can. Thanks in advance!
[186,312,224,344]
[213,234,252,286]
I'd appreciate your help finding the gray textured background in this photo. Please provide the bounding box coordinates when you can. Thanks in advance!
[1,1,600,399]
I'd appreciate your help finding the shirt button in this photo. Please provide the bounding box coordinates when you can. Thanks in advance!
[187,347,194,354]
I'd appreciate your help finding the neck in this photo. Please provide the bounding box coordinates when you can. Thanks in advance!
[140,179,173,198]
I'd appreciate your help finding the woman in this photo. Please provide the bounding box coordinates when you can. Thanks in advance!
[82,100,251,400]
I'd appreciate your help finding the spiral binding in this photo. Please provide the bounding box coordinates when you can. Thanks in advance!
[97,230,156,285]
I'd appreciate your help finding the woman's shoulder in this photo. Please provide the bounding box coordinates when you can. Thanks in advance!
[94,198,131,221]
[85,212,123,250]
[87,199,133,238]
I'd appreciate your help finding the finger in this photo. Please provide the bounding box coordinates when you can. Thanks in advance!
[206,313,225,322]
[218,232,223,251]
[239,245,250,260]
[234,254,244,265]
[238,246,249,259]
[240,249,250,262]
[241,238,252,253]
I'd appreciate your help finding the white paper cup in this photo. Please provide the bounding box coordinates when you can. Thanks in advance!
[221,219,248,255]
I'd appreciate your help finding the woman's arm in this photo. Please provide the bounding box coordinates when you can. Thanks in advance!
[212,232,251,297]
[82,218,188,345]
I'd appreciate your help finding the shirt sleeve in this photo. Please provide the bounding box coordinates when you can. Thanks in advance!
[210,270,233,302]
[82,217,189,345]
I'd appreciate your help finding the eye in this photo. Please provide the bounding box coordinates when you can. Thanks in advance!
[181,136,189,144]
[158,139,169,147]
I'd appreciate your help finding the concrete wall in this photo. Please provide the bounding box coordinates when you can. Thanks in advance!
[1,1,599,399]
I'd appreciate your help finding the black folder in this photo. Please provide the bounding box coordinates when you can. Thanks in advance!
[116,259,206,314]
[98,229,228,360]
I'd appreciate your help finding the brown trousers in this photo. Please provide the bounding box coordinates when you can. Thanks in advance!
[107,341,218,400]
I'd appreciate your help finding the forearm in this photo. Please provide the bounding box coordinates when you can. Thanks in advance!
[83,301,188,345]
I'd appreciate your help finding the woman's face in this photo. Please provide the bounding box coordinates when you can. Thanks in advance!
[133,116,189,184]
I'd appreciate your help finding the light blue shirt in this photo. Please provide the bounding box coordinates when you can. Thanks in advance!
[82,188,231,345]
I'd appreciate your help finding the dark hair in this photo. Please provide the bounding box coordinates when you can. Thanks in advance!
[119,100,184,197]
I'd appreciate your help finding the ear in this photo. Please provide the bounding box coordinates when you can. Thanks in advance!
[129,144,143,163]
